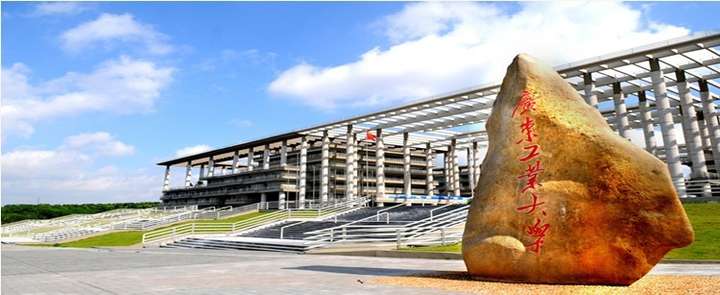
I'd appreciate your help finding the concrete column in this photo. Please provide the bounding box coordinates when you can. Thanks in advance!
[260,193,267,208]
[676,71,709,191]
[403,132,412,199]
[650,58,686,198]
[612,82,629,138]
[443,152,451,196]
[278,192,286,210]
[452,140,460,196]
[298,136,308,209]
[375,129,385,206]
[163,165,171,191]
[425,143,435,196]
[700,79,720,174]
[232,151,239,174]
[638,91,658,156]
[583,73,599,108]
[697,111,712,149]
[345,126,355,201]
[467,147,475,196]
[198,165,205,180]
[184,162,192,188]
[280,140,287,167]
[473,141,481,185]
[247,148,254,172]
[263,144,270,169]
[451,139,460,196]
[207,156,215,178]
[352,136,359,198]
[321,131,330,203]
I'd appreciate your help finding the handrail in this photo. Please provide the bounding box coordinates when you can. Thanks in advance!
[280,221,308,239]
[141,199,369,245]
[305,211,390,238]
[304,204,470,246]
[405,205,469,227]
[375,203,404,221]
[429,203,455,221]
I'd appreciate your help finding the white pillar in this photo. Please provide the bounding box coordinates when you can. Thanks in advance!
[375,129,385,206]
[452,140,460,196]
[321,131,330,203]
[352,136,359,198]
[700,79,720,174]
[247,148,254,172]
[184,162,192,188]
[198,165,205,179]
[443,152,451,196]
[612,82,629,138]
[425,143,434,196]
[697,111,712,150]
[650,58,686,198]
[163,165,171,191]
[467,147,475,196]
[345,125,355,201]
[299,136,308,209]
[638,91,658,156]
[473,141,481,185]
[583,73,599,108]
[232,151,239,174]
[676,71,708,188]
[260,193,267,208]
[263,144,270,169]
[278,192,286,210]
[280,140,288,167]
[207,156,215,178]
[403,132,412,199]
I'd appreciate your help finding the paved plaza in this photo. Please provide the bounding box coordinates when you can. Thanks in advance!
[2,245,719,294]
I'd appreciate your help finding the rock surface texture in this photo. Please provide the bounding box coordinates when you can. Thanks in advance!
[462,54,694,286]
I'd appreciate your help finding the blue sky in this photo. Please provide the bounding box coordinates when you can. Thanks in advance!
[2,1,719,204]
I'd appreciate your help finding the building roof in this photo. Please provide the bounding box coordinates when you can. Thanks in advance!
[159,31,720,167]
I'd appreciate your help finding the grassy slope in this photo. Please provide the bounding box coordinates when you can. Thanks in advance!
[50,210,272,248]
[404,203,720,260]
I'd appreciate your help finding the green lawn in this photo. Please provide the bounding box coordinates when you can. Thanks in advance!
[665,203,720,260]
[38,210,273,248]
[404,203,720,260]
[57,231,144,248]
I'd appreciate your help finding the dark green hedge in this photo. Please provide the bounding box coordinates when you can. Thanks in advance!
[1,202,160,224]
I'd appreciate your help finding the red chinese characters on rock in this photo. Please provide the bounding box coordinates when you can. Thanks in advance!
[512,90,549,255]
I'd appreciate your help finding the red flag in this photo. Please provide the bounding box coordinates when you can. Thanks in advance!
[365,131,377,142]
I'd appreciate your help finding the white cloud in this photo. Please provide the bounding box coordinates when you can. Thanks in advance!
[1,133,157,204]
[31,2,89,16]
[1,56,174,137]
[62,132,135,156]
[175,145,213,157]
[61,13,172,54]
[268,2,689,110]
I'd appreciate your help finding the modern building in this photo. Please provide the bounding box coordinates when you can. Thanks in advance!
[159,32,720,208]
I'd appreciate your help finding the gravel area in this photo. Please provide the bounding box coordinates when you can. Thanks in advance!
[373,272,720,294]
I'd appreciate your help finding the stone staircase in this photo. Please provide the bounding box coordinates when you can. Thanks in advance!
[162,237,310,253]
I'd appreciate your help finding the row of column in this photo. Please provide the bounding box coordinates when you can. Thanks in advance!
[162,141,290,191]
[371,128,481,205]
[582,59,719,198]
[164,128,486,206]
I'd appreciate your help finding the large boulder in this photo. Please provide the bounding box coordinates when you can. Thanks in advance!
[462,54,694,286]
